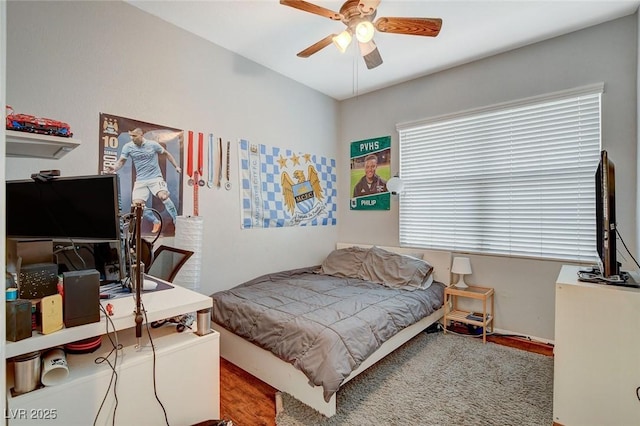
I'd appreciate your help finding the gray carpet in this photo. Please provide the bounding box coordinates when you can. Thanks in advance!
[275,332,553,425]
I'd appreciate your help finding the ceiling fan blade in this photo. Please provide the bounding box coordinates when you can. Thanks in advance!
[358,0,381,14]
[359,40,383,70]
[280,0,342,20]
[374,17,443,37]
[297,34,336,58]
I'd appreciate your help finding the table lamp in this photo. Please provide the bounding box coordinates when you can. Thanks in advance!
[452,257,472,289]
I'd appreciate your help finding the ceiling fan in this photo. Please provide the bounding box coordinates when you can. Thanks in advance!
[280,0,442,70]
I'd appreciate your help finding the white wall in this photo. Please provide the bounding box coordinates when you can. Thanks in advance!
[5,0,340,296]
[338,15,638,341]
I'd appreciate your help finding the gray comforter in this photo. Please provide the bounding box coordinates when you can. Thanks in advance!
[211,266,445,402]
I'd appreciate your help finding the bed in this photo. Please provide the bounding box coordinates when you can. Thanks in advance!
[210,243,451,417]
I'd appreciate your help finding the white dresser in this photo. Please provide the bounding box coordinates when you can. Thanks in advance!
[554,265,640,426]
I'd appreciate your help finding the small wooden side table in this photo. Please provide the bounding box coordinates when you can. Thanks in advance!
[443,285,495,343]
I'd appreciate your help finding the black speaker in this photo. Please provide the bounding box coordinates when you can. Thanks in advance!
[62,270,100,328]
[6,299,33,342]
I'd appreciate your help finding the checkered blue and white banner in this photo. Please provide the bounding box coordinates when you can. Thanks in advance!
[239,139,337,228]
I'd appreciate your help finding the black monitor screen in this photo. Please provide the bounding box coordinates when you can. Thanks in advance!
[6,174,121,242]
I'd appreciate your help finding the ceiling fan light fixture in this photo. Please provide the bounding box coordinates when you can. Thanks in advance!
[332,30,352,53]
[355,20,375,43]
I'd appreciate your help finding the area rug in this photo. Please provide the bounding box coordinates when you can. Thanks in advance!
[275,332,553,425]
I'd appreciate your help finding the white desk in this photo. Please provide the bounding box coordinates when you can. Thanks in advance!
[5,279,219,425]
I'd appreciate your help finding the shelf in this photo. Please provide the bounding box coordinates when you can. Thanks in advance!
[6,130,80,159]
[5,278,213,359]
[7,326,212,399]
[446,309,493,327]
[443,285,495,343]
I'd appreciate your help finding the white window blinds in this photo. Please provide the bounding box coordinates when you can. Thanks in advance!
[396,85,603,261]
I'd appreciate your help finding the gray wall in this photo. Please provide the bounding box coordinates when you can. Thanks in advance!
[338,15,638,340]
[5,1,340,296]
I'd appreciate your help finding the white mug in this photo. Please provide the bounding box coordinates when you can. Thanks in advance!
[41,348,69,386]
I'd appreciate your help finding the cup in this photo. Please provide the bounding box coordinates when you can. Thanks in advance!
[41,348,69,386]
[13,351,41,395]
[196,308,212,336]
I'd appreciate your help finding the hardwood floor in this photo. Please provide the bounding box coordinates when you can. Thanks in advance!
[219,357,278,426]
[217,329,553,425]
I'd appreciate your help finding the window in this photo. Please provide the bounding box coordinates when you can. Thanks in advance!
[396,84,603,261]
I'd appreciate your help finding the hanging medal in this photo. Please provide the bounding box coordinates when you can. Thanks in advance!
[225,140,231,190]
[217,137,223,188]
[193,168,200,216]
[207,133,214,188]
[197,132,205,186]
[187,130,194,186]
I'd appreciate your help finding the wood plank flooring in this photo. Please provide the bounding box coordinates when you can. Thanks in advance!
[218,330,553,425]
[219,357,279,426]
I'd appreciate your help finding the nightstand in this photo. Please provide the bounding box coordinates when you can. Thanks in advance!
[443,285,494,343]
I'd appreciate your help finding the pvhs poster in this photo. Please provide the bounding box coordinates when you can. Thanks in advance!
[350,136,391,210]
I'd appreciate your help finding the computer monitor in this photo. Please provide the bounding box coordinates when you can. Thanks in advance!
[6,174,125,282]
[6,174,121,242]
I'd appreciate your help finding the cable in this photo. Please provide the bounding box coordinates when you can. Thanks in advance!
[60,251,80,270]
[616,228,640,269]
[71,243,88,269]
[142,302,170,426]
[54,243,88,270]
[93,303,122,426]
[145,208,163,246]
[446,326,497,339]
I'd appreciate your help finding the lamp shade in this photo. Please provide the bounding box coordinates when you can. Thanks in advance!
[332,30,352,53]
[451,257,472,275]
[451,257,472,288]
[355,20,375,43]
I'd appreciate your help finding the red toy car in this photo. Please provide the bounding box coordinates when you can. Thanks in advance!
[6,105,73,137]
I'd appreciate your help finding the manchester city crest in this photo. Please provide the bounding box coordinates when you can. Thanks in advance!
[282,167,324,215]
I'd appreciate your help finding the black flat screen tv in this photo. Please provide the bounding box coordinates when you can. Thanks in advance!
[6,174,122,243]
[595,150,617,278]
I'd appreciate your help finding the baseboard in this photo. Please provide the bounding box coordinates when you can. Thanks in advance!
[441,322,554,357]
[492,326,554,346]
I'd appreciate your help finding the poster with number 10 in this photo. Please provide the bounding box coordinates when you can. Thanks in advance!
[350,136,391,211]
[98,113,184,237]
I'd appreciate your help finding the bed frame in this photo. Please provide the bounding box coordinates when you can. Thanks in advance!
[212,243,451,417]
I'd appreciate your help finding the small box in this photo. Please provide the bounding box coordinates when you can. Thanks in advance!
[6,299,33,342]
[37,294,64,334]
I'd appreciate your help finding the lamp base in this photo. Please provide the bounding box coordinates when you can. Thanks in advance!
[453,276,469,289]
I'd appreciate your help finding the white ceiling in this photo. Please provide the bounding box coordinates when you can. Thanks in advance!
[127,0,640,100]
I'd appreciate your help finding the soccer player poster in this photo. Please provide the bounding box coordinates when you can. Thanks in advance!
[99,113,184,237]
